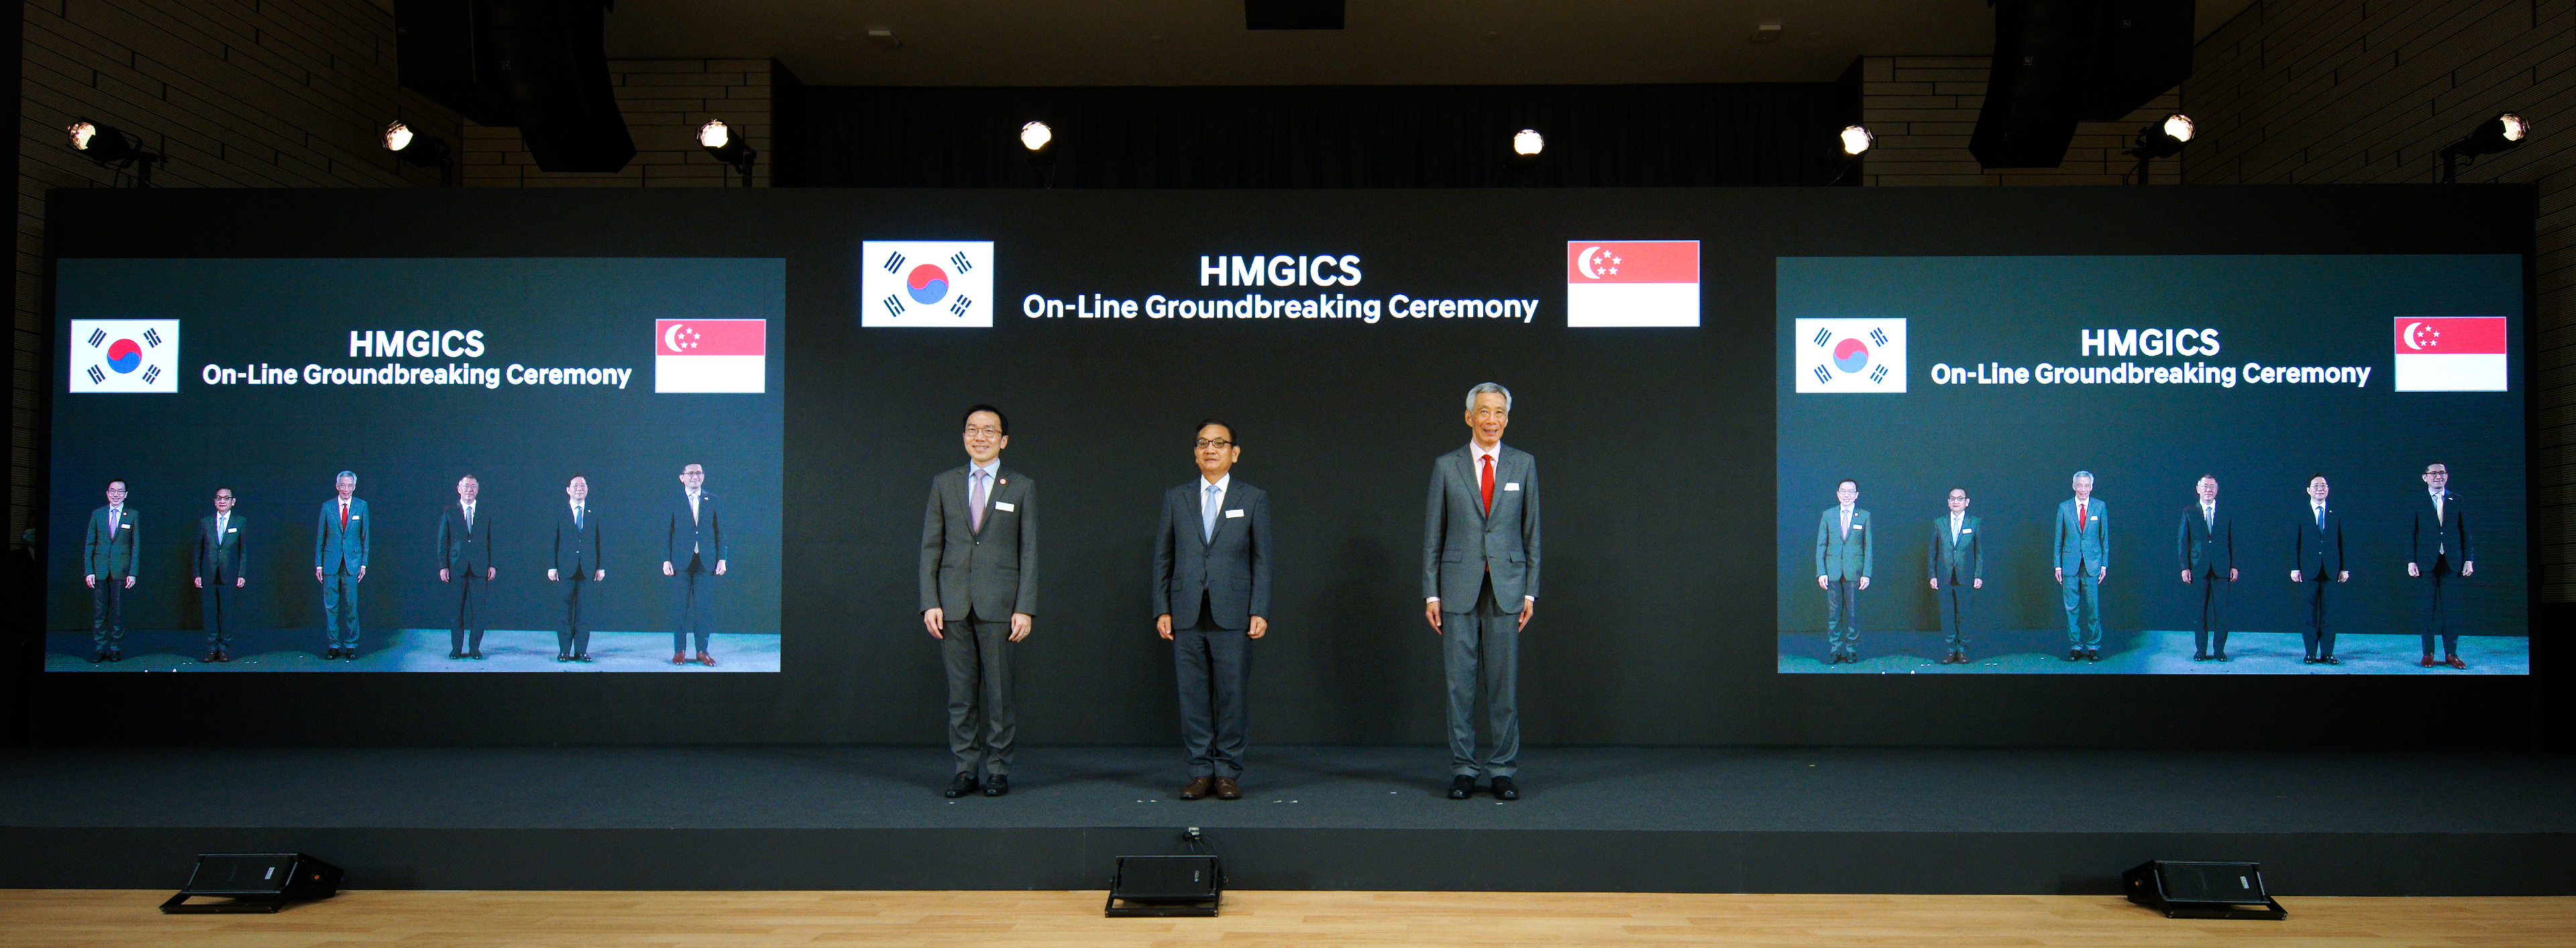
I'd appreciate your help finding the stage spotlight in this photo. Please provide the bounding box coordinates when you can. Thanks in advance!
[2123,113,2194,183]
[1020,121,1055,154]
[698,120,758,187]
[384,121,456,187]
[2440,113,2530,182]
[64,119,161,187]
[1512,129,1544,157]
[1839,124,1874,156]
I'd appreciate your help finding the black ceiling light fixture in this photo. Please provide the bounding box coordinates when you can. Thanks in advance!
[698,120,757,187]
[1827,124,1874,185]
[64,120,162,187]
[2439,113,2530,183]
[1246,0,1343,30]
[383,121,457,187]
[2123,113,2193,184]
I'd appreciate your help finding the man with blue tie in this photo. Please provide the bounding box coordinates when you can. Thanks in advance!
[192,487,248,663]
[437,474,499,660]
[2408,463,2474,670]
[2054,470,2108,662]
[2178,476,2238,662]
[1925,487,1981,664]
[1814,480,1871,664]
[1424,383,1540,802]
[663,463,729,666]
[83,479,139,662]
[313,471,368,660]
[549,474,606,663]
[920,405,1039,798]
[2291,474,2349,665]
[1155,419,1273,800]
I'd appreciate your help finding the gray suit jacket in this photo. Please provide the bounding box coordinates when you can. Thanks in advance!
[1153,478,1272,630]
[919,464,1038,619]
[1422,444,1540,606]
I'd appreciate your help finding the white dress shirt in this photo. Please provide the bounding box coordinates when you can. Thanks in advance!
[686,486,704,553]
[1840,503,1855,536]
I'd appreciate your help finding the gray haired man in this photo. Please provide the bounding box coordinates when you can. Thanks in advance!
[1422,382,1540,801]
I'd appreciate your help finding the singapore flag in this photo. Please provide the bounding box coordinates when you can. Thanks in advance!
[655,319,767,393]
[2392,317,2507,391]
[1566,241,1699,327]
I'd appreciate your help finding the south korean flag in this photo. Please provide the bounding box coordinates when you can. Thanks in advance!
[861,241,996,328]
[1794,318,1907,394]
[70,319,181,393]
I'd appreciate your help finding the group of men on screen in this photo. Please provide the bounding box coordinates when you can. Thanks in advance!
[918,383,1538,802]
[81,464,731,665]
[1815,464,2477,667]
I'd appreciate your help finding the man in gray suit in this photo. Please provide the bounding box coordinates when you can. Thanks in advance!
[1814,479,1871,664]
[1154,419,1272,800]
[2054,470,2110,662]
[192,487,248,663]
[83,479,139,662]
[1423,382,1540,802]
[1926,487,1982,664]
[920,405,1038,798]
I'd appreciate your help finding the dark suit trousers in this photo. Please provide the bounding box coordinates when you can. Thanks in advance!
[1174,594,1251,779]
[448,572,488,653]
[321,571,362,647]
[670,556,715,652]
[89,575,127,647]
[2420,558,2459,655]
[1823,579,1861,655]
[943,613,1016,776]
[559,575,592,657]
[1936,583,1971,649]
[2061,572,2103,649]
[2191,572,2227,655]
[202,580,238,647]
[2301,578,2335,659]
[1442,578,1520,778]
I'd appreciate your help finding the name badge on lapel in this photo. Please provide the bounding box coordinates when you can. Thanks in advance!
[121,523,131,529]
[1960,528,1973,533]
[994,501,1016,513]
[227,527,239,533]
[1503,482,1520,491]
[1225,509,1245,519]
[1850,523,1862,529]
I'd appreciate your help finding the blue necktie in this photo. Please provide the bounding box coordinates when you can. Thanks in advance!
[574,505,583,530]
[1203,483,1221,543]
[2315,506,2324,529]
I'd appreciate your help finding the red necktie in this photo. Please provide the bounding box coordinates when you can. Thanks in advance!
[2076,503,2086,531]
[340,501,348,531]
[1480,455,1495,515]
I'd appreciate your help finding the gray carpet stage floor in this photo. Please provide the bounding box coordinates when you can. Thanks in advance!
[1779,630,2528,674]
[3,745,2570,894]
[43,629,780,672]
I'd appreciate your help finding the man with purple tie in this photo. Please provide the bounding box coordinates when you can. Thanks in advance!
[920,405,1038,798]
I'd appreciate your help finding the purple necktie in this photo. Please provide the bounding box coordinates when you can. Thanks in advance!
[970,470,988,531]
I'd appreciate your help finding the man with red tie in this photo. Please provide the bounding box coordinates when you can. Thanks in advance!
[313,470,370,660]
[1422,383,1541,802]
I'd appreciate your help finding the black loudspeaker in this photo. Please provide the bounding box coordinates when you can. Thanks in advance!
[1970,0,2192,168]
[2123,860,2287,919]
[1246,1,1344,30]
[1105,855,1223,917]
[395,1,637,172]
[160,853,344,914]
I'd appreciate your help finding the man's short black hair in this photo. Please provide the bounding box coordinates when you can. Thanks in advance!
[2308,472,2329,486]
[1837,478,1858,491]
[1946,486,1967,497]
[963,404,1009,435]
[106,478,127,490]
[1195,418,1238,445]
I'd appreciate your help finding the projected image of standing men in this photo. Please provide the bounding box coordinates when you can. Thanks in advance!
[1424,383,1539,802]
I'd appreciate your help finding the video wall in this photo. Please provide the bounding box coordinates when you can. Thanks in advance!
[1776,256,2526,674]
[46,258,784,672]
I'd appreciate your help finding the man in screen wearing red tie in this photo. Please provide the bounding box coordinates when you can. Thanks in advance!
[2054,470,2108,662]
[313,470,369,660]
[1422,383,1540,802]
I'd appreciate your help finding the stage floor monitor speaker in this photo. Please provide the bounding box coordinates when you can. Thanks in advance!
[1106,855,1223,917]
[160,853,344,914]
[2124,859,2286,919]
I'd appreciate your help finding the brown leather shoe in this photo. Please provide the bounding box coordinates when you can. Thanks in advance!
[672,652,690,665]
[1214,777,1242,800]
[696,651,718,667]
[2447,655,2468,670]
[2421,654,2438,668]
[1179,777,1214,800]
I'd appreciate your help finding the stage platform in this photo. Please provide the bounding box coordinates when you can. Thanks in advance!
[3,745,2570,894]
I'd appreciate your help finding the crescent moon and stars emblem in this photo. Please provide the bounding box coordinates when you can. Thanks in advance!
[2403,321,2442,350]
[1576,246,1623,279]
[663,323,703,352]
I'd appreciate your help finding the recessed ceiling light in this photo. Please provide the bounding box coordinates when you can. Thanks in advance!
[867,28,901,48]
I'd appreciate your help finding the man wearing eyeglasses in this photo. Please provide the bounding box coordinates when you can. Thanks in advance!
[920,405,1038,798]
[2408,463,2473,670]
[1154,419,1271,801]
[1424,382,1540,802]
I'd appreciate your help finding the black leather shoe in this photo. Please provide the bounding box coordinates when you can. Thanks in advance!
[1447,776,1475,800]
[983,775,1010,797]
[2302,656,2319,664]
[944,774,979,798]
[91,650,106,664]
[555,654,572,663]
[448,651,464,660]
[572,654,594,663]
[2214,653,2229,662]
[468,651,484,660]
[2192,653,2209,662]
[2068,649,2083,662]
[1491,776,1519,801]
[2322,655,2340,666]
[108,649,122,662]
[205,650,221,663]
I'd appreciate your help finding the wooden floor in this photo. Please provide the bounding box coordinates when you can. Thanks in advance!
[3,890,2571,947]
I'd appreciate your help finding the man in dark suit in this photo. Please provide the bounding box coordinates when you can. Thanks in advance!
[2290,474,2349,665]
[2054,470,2110,662]
[2178,475,2238,662]
[1815,480,1872,664]
[1423,383,1540,802]
[920,405,1038,798]
[83,479,138,662]
[1154,419,1273,800]
[1925,487,1982,665]
[549,474,606,663]
[436,474,498,660]
[192,487,247,662]
[2408,463,2475,670]
[663,462,730,666]
[313,471,369,660]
